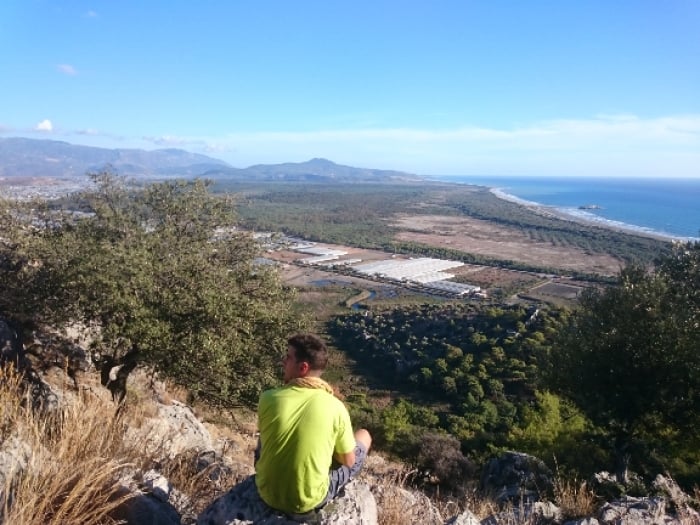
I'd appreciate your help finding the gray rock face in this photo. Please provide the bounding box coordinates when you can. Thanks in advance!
[480,501,561,525]
[444,509,480,525]
[598,496,700,525]
[0,435,32,497]
[652,474,691,506]
[197,475,378,525]
[480,451,554,503]
[112,469,196,525]
[130,399,215,459]
[111,490,182,525]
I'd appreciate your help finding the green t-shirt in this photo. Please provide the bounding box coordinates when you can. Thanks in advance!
[255,385,356,514]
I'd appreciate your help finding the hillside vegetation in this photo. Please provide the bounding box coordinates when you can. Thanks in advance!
[1,174,698,523]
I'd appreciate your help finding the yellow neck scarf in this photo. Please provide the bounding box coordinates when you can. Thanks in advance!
[287,376,334,395]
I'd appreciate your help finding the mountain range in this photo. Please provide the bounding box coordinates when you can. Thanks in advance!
[0,137,421,183]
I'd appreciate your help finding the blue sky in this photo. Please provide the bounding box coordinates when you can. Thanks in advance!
[1,1,699,177]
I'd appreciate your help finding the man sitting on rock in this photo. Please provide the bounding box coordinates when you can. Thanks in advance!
[254,333,372,518]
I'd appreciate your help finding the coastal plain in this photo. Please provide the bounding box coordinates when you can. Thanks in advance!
[233,180,671,305]
[390,213,623,275]
[3,173,669,304]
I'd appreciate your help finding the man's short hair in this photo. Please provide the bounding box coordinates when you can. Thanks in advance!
[287,333,328,371]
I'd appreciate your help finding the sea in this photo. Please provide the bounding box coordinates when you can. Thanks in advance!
[432,176,700,242]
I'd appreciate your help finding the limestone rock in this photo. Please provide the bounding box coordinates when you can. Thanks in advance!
[652,474,690,505]
[197,475,378,525]
[591,470,646,501]
[480,451,553,503]
[133,399,215,459]
[112,469,194,525]
[444,509,480,525]
[112,490,182,525]
[0,435,32,495]
[481,501,561,525]
[598,496,679,525]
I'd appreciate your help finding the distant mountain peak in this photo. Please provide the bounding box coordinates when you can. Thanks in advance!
[0,137,229,179]
[0,137,425,184]
[204,158,423,184]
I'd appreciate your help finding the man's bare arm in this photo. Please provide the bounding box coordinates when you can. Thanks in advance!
[334,449,356,468]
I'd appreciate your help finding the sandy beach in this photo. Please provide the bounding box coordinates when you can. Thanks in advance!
[489,188,689,242]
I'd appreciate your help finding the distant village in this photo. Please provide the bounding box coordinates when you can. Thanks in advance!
[0,176,89,200]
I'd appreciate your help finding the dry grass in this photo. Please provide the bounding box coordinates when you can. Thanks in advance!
[360,456,469,525]
[552,475,598,520]
[0,365,141,525]
[157,445,251,515]
[372,467,425,525]
[457,488,499,521]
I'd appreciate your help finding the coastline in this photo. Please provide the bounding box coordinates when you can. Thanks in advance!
[488,187,697,243]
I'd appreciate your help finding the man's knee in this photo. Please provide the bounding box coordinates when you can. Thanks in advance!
[355,428,372,452]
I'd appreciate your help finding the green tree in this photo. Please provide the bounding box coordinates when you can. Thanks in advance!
[0,173,305,406]
[548,242,700,481]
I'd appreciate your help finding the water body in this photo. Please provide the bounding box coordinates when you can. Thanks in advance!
[433,176,700,241]
[351,290,377,310]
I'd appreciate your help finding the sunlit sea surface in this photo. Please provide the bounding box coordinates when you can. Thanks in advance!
[432,176,700,241]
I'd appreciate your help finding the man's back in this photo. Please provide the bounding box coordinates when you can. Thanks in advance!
[255,385,355,514]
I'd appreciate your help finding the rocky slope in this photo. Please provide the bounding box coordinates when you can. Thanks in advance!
[1,318,698,524]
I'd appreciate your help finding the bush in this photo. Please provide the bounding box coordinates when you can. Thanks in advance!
[414,431,476,492]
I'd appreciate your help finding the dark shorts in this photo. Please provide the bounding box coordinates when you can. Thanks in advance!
[320,440,368,507]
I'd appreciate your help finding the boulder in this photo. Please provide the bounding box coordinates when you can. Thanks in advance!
[480,451,553,503]
[591,470,646,500]
[481,501,561,525]
[132,399,215,459]
[598,496,667,524]
[652,474,691,506]
[111,491,182,525]
[197,475,378,525]
[598,495,700,525]
[112,469,195,525]
[444,509,480,525]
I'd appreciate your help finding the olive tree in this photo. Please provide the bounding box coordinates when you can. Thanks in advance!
[0,172,306,406]
[548,242,700,481]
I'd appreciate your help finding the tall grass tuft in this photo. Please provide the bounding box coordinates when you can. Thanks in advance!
[552,473,598,520]
[1,365,139,525]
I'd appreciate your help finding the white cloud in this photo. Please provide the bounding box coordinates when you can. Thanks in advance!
[76,128,99,136]
[198,114,700,176]
[35,120,53,132]
[57,64,77,75]
[142,135,195,147]
[211,114,700,148]
[43,114,699,178]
